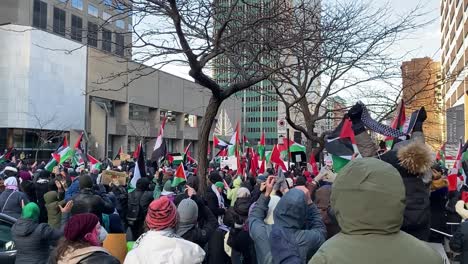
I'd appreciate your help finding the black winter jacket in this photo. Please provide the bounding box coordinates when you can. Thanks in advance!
[400,177,431,241]
[450,220,468,264]
[71,188,115,223]
[179,195,218,248]
[11,218,62,264]
[205,186,226,217]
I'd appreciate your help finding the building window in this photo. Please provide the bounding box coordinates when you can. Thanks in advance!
[103,0,113,7]
[53,7,66,36]
[116,19,125,29]
[102,28,112,52]
[71,15,83,42]
[33,0,47,29]
[71,0,83,10]
[88,4,99,17]
[102,11,111,21]
[115,34,125,56]
[87,22,98,47]
[129,104,149,121]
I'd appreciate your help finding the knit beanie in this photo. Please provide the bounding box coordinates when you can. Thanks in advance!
[145,196,177,230]
[209,172,223,184]
[19,171,32,182]
[64,213,99,241]
[237,187,251,198]
[22,202,40,222]
[177,198,198,224]
[214,181,224,190]
[79,175,93,189]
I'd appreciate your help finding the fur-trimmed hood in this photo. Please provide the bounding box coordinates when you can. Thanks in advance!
[380,141,434,178]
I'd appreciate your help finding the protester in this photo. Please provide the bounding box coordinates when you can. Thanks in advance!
[127,177,154,240]
[12,202,69,264]
[450,200,468,263]
[50,213,119,264]
[309,158,442,264]
[176,185,218,248]
[44,190,66,228]
[270,187,326,263]
[227,176,242,207]
[0,176,29,219]
[380,141,433,241]
[206,172,227,223]
[124,196,205,263]
[249,176,278,264]
[314,185,340,238]
[429,163,448,243]
[70,175,115,223]
[224,187,255,264]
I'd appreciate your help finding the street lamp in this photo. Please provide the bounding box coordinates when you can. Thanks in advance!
[95,100,109,160]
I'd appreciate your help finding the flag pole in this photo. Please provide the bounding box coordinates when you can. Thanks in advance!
[287,128,290,170]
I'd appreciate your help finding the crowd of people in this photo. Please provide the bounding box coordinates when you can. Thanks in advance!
[0,103,467,263]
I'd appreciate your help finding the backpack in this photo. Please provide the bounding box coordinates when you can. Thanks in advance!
[127,191,143,225]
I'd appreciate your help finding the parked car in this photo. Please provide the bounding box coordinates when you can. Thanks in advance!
[0,213,16,264]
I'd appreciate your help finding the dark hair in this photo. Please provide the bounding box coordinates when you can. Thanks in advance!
[52,238,90,263]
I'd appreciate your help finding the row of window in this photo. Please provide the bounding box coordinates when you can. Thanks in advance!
[247,127,276,133]
[244,105,278,113]
[246,116,277,123]
[33,0,127,56]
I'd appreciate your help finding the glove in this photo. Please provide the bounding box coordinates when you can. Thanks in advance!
[412,107,427,132]
[347,103,363,123]
[416,107,427,123]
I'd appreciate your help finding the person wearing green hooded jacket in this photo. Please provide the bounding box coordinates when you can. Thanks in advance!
[227,177,242,207]
[12,202,70,264]
[309,158,443,264]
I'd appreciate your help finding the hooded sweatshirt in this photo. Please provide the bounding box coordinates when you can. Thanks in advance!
[270,189,326,263]
[227,177,242,207]
[309,158,442,264]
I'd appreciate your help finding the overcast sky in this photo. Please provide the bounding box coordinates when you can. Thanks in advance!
[160,0,442,79]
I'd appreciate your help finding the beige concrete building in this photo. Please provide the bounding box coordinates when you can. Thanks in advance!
[441,0,468,143]
[401,58,444,150]
[0,0,241,160]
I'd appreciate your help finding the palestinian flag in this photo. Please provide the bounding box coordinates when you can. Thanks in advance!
[309,151,319,175]
[151,117,167,166]
[213,135,229,148]
[130,141,146,188]
[87,154,102,171]
[183,143,197,164]
[0,148,13,164]
[250,151,259,177]
[258,131,266,160]
[217,148,228,157]
[115,146,124,160]
[243,135,251,148]
[436,142,446,168]
[45,139,70,172]
[133,144,141,160]
[385,100,406,148]
[171,163,186,187]
[270,144,287,171]
[325,118,358,173]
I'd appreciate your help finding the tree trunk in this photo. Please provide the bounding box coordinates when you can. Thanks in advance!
[197,96,222,195]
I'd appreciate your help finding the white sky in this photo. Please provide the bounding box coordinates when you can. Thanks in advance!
[159,0,442,81]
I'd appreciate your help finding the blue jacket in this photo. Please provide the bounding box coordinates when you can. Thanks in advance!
[249,194,273,264]
[65,178,80,202]
[270,189,326,264]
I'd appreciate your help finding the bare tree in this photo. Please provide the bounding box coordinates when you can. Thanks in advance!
[260,1,434,155]
[24,112,67,161]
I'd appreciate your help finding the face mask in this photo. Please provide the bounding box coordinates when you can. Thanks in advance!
[98,226,108,243]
